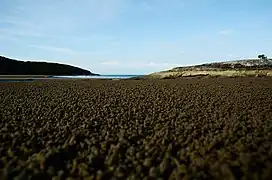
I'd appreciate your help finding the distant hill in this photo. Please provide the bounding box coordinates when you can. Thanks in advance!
[171,58,272,71]
[141,58,272,79]
[0,56,99,76]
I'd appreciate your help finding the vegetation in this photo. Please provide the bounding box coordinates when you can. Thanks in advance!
[0,78,272,179]
[0,56,98,76]
[143,58,272,79]
[258,54,267,60]
[147,70,272,79]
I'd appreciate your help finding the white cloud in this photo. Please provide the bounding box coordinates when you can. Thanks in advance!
[10,6,26,13]
[96,60,182,74]
[100,60,181,68]
[0,33,18,41]
[196,35,209,41]
[141,2,153,11]
[70,35,114,41]
[28,45,90,55]
[151,42,186,55]
[139,0,184,12]
[227,54,240,58]
[137,62,180,68]
[0,17,35,28]
[1,0,129,40]
[219,29,233,35]
[0,28,42,37]
[0,17,42,38]
[227,54,248,60]
[100,60,121,66]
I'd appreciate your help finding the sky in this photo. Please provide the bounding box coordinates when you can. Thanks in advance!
[0,0,271,74]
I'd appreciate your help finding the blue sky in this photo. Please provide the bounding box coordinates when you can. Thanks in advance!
[0,0,271,74]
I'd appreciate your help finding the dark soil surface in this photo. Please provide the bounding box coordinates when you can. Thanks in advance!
[0,77,272,179]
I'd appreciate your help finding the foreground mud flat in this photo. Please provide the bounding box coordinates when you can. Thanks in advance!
[0,77,272,179]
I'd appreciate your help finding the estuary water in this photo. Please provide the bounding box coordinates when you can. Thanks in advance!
[54,75,141,79]
[0,75,142,82]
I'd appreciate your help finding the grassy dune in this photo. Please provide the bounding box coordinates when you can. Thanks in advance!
[148,70,272,79]
[142,59,272,79]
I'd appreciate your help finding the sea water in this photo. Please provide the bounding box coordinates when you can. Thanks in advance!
[0,75,142,82]
[54,75,141,79]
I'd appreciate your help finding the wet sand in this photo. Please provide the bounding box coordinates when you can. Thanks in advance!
[0,77,272,179]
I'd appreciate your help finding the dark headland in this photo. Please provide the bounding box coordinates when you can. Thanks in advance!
[0,56,99,77]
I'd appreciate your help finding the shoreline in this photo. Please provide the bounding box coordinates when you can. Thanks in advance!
[0,75,140,81]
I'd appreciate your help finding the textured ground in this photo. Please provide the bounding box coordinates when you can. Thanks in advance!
[0,77,272,179]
